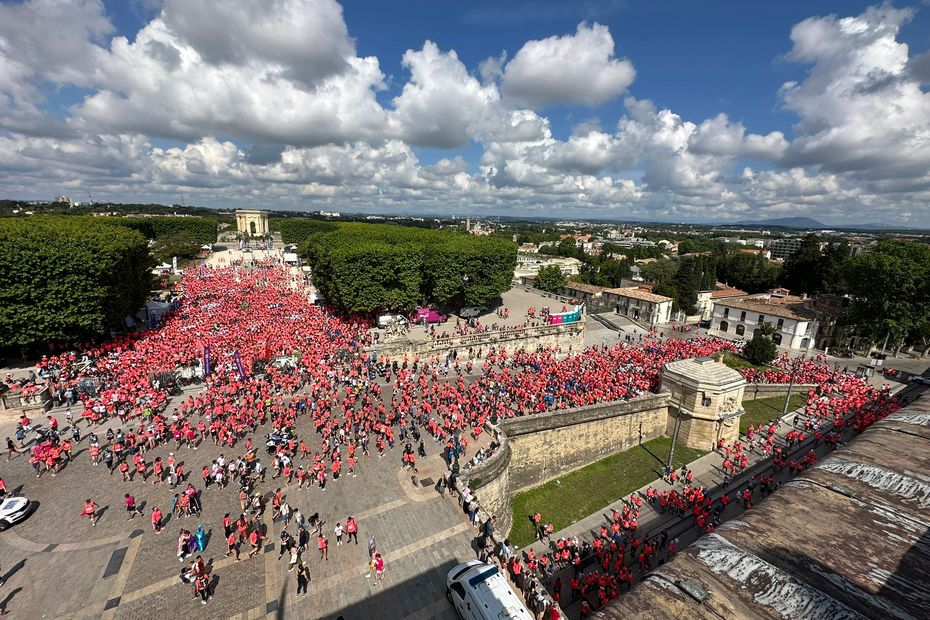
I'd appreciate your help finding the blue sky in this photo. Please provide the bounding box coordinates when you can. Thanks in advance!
[2,0,930,224]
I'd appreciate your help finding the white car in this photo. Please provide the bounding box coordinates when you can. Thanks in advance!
[459,306,486,319]
[446,560,533,620]
[0,497,32,530]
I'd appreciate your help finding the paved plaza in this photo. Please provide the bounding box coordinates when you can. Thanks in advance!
[0,393,477,619]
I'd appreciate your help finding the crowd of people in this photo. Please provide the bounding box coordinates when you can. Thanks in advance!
[1,255,907,616]
[496,356,901,617]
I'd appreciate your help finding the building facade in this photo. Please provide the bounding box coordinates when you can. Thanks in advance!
[708,298,817,350]
[235,209,270,236]
[604,287,674,326]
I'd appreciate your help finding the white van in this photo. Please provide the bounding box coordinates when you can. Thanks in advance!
[377,314,407,329]
[446,561,533,620]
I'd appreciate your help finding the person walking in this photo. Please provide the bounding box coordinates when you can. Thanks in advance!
[296,562,310,596]
[81,498,98,527]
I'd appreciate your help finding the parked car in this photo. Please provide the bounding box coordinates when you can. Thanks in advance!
[0,496,33,530]
[377,314,408,329]
[446,561,533,620]
[909,375,930,386]
[459,306,486,319]
[415,308,447,324]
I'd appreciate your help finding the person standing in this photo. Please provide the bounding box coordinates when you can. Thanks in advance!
[345,516,358,545]
[296,562,310,596]
[195,572,211,605]
[317,533,329,561]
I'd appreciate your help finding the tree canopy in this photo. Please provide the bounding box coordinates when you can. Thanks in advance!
[115,216,217,245]
[298,222,517,313]
[271,218,338,244]
[743,323,777,365]
[0,217,153,347]
[536,265,568,292]
[779,234,850,296]
[845,240,930,351]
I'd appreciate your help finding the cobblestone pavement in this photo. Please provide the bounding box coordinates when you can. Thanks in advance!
[0,400,478,619]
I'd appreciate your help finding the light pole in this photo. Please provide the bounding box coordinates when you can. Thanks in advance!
[782,353,806,418]
[667,397,685,470]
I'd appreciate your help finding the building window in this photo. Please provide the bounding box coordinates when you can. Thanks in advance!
[777,318,784,328]
[723,308,729,318]
[719,320,729,333]
[772,333,783,345]
[758,314,765,324]
[740,311,746,321]
[736,324,745,336]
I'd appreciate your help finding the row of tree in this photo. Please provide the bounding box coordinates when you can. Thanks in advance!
[115,216,218,263]
[298,222,517,313]
[0,217,154,347]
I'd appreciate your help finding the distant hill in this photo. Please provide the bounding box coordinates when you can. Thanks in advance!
[731,217,826,229]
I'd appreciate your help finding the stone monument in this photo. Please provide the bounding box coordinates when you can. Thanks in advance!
[660,356,747,450]
[235,209,270,237]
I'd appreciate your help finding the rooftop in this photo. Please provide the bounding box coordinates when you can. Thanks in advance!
[662,357,746,388]
[708,287,746,299]
[595,394,930,619]
[565,282,608,295]
[604,286,674,304]
[713,297,814,321]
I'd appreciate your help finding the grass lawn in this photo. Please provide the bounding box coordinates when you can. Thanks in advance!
[721,351,774,372]
[740,393,807,434]
[508,436,707,547]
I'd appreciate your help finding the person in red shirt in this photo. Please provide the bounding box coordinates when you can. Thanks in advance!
[81,499,97,527]
[226,531,240,561]
[317,533,329,560]
[345,516,358,544]
[151,506,163,533]
[248,528,262,558]
[124,493,142,519]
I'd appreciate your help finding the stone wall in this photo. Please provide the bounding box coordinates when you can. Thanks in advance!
[742,383,816,401]
[502,392,670,492]
[369,321,585,360]
[467,392,671,538]
[465,431,513,536]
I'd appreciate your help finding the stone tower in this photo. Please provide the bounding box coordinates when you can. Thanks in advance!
[660,357,747,450]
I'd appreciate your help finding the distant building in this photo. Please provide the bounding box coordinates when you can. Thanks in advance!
[709,295,818,350]
[604,287,674,326]
[766,237,806,260]
[695,286,747,320]
[54,195,74,207]
[235,209,270,236]
[514,255,583,281]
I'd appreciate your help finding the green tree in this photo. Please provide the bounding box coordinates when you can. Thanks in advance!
[556,238,582,259]
[743,322,777,365]
[716,253,780,293]
[535,265,568,292]
[780,234,823,295]
[0,217,153,347]
[152,230,202,263]
[845,240,930,354]
[820,240,850,294]
[302,222,516,313]
[640,259,678,284]
[116,216,217,244]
